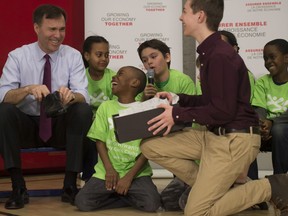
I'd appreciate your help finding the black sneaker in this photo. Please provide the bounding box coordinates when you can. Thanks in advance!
[160,177,188,211]
[61,186,79,205]
[179,186,192,210]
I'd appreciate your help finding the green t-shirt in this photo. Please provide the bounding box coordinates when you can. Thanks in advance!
[136,69,196,101]
[252,74,288,119]
[196,79,202,96]
[86,68,117,117]
[87,100,152,180]
[248,70,255,102]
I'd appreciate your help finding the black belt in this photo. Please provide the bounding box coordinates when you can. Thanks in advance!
[209,126,260,136]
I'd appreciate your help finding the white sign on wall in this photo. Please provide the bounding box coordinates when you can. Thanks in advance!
[85,0,183,73]
[220,0,288,78]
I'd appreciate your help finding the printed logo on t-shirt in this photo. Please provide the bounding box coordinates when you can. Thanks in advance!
[90,92,109,105]
[108,117,114,130]
[267,94,288,117]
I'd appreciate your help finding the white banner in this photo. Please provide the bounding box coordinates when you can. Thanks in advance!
[220,0,288,78]
[85,0,183,73]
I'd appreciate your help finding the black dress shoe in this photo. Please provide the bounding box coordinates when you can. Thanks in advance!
[61,186,79,205]
[5,188,29,209]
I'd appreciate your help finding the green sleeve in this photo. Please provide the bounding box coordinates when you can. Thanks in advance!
[196,79,202,95]
[87,103,108,143]
[180,76,196,95]
[251,76,267,110]
[248,71,255,102]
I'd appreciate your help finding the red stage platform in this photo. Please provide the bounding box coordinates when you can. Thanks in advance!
[0,148,66,176]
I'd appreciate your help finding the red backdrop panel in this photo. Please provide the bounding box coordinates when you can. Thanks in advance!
[0,0,84,174]
[0,0,84,76]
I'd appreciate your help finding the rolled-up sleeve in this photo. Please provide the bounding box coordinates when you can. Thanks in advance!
[69,51,89,103]
[0,52,21,102]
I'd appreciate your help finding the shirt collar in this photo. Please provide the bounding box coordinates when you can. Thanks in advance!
[196,32,221,56]
[118,101,140,108]
[34,42,60,63]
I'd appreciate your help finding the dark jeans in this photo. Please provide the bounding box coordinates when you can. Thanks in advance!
[82,138,97,181]
[75,176,161,212]
[248,122,288,176]
[247,159,259,180]
[271,122,288,174]
[0,102,93,173]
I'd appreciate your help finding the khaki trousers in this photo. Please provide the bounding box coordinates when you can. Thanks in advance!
[141,127,272,216]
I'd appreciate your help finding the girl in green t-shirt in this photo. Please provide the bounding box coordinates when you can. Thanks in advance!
[81,36,116,181]
[83,35,117,118]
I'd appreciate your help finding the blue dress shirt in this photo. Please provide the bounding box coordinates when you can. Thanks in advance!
[0,42,89,116]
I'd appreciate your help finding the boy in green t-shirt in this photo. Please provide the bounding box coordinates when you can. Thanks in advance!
[75,66,161,212]
[252,39,288,174]
[136,39,196,101]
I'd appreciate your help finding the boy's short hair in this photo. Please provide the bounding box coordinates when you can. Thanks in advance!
[190,0,224,31]
[137,39,171,69]
[127,66,147,95]
[33,4,66,25]
[265,39,288,55]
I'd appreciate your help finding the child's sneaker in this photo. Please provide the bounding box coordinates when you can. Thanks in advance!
[160,177,188,211]
[179,185,192,210]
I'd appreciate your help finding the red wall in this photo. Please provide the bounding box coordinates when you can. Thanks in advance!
[0,0,84,76]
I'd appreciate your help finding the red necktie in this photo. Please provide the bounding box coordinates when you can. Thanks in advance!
[39,54,52,142]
